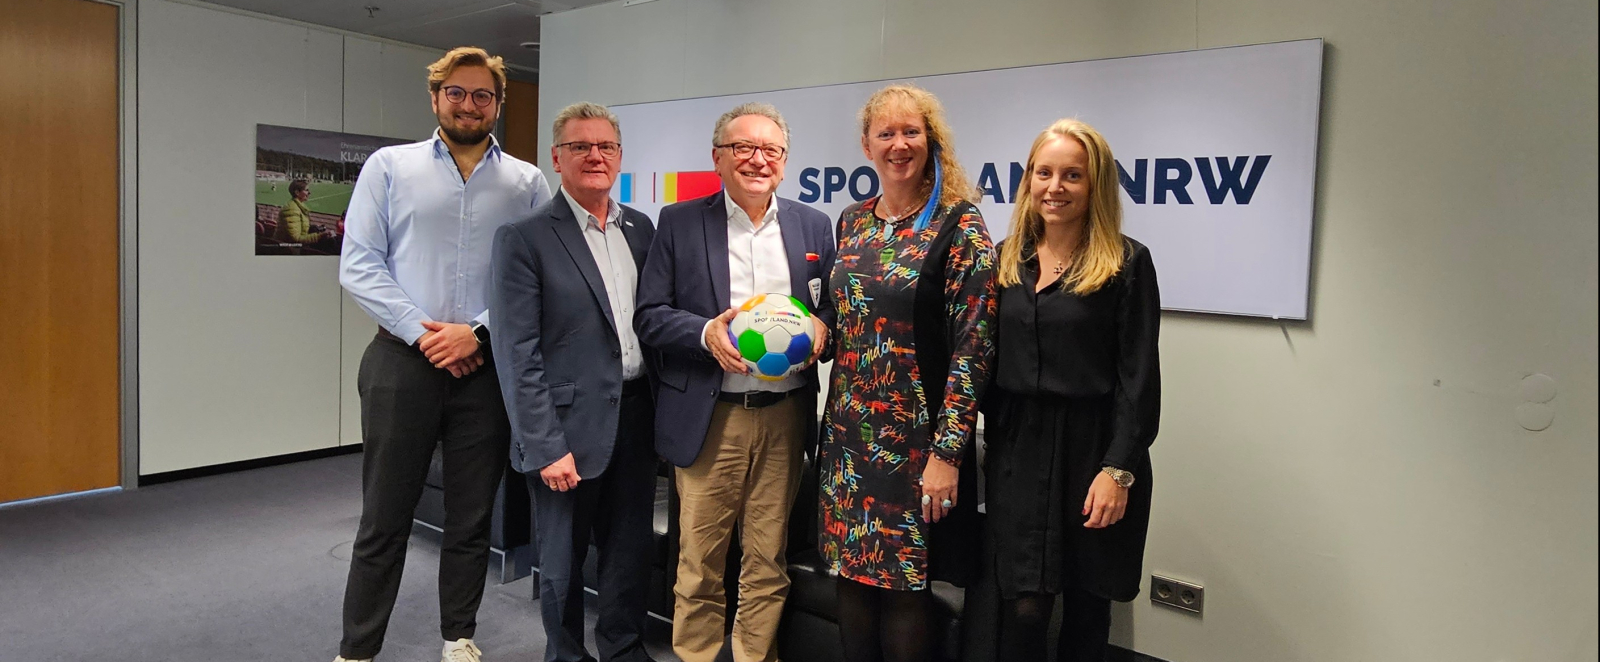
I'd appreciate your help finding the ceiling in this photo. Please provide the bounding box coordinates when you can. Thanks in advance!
[193,0,614,77]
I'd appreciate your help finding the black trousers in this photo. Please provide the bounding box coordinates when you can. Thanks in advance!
[340,334,510,659]
[529,379,657,662]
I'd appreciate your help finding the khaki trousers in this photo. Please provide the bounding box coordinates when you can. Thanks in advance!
[672,397,805,662]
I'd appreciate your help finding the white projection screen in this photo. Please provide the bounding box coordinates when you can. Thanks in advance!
[609,40,1324,319]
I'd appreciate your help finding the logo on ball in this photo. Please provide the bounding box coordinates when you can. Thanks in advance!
[727,293,815,381]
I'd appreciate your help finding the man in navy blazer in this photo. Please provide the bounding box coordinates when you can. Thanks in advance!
[634,102,836,662]
[490,103,657,662]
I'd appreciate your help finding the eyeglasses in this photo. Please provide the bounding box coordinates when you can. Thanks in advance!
[441,85,497,108]
[716,142,787,161]
[555,141,622,157]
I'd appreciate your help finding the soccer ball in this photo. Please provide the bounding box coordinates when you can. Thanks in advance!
[727,293,815,381]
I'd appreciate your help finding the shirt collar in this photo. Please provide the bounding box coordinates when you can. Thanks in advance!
[561,186,620,231]
[723,194,779,228]
[429,129,503,162]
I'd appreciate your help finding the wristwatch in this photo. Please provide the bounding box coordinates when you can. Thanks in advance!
[470,322,491,346]
[1102,466,1135,488]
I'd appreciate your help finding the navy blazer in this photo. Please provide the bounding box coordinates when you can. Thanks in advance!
[635,192,837,467]
[490,193,656,478]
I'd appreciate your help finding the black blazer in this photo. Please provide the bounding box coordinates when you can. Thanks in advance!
[634,192,837,467]
[489,193,656,478]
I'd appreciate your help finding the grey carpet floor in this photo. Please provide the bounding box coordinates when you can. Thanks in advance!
[0,454,680,662]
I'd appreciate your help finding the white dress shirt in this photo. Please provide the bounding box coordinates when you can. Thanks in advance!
[340,130,552,343]
[706,195,801,393]
[561,187,643,381]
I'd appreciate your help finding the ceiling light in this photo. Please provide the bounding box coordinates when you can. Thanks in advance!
[521,41,540,49]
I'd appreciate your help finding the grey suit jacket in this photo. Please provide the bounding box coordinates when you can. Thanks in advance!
[490,193,656,477]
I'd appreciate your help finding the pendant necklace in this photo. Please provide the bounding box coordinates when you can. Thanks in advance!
[1041,242,1069,276]
[880,196,927,241]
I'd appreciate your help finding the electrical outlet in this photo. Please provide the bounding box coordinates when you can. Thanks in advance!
[1150,574,1204,615]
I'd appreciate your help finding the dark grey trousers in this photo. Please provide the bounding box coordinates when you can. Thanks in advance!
[529,379,658,662]
[340,333,510,660]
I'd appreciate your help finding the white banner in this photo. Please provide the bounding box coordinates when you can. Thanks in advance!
[610,40,1323,319]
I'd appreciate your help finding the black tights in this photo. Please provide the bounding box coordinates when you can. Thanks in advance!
[996,589,1111,661]
[836,577,932,662]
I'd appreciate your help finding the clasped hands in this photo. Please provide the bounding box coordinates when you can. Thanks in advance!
[418,320,483,378]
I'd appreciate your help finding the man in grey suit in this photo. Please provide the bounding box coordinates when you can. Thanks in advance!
[489,102,657,662]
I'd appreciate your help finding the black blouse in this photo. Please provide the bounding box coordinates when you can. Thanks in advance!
[994,237,1162,470]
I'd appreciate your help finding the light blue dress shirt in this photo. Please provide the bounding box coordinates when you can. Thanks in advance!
[340,131,552,344]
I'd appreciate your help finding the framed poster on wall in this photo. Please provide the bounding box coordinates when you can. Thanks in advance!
[253,124,412,256]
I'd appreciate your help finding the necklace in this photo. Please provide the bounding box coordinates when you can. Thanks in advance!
[880,196,926,224]
[1039,241,1070,277]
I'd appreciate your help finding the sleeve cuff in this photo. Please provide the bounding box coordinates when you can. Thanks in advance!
[699,318,713,352]
[393,313,432,345]
[929,429,966,468]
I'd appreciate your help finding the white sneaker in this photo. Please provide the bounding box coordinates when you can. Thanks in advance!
[442,638,483,662]
[333,657,372,662]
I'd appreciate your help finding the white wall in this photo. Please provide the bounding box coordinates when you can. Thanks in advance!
[138,0,441,474]
[541,1,1599,661]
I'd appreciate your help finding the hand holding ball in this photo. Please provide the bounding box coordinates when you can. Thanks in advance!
[727,293,816,380]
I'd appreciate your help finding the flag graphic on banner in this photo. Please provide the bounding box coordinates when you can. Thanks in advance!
[660,171,721,203]
[617,173,635,203]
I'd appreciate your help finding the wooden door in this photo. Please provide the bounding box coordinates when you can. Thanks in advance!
[503,79,539,164]
[0,0,122,503]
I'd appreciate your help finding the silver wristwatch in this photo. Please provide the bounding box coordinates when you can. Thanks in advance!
[1102,466,1135,488]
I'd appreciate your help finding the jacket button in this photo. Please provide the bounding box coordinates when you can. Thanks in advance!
[609,396,619,404]
[612,350,621,358]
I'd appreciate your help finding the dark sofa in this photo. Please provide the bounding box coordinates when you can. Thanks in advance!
[411,437,977,662]
[413,449,534,584]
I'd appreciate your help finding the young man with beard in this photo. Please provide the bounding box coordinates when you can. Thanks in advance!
[335,47,551,662]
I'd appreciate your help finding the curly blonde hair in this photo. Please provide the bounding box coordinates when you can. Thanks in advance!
[857,84,975,207]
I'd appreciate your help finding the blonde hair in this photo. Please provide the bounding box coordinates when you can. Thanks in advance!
[712,102,791,147]
[552,102,621,144]
[858,84,975,207]
[426,47,507,100]
[997,119,1125,295]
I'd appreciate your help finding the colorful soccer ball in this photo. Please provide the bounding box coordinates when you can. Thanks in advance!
[727,293,815,381]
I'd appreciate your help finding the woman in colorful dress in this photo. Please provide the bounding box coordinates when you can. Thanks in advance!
[817,84,997,662]
[978,119,1161,661]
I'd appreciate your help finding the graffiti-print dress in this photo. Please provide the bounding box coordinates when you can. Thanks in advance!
[817,197,997,591]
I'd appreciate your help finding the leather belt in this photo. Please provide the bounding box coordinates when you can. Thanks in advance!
[376,327,409,345]
[717,388,803,409]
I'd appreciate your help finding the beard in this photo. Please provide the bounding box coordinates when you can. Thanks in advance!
[439,112,494,146]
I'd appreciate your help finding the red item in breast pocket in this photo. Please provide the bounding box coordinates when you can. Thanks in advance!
[806,252,820,262]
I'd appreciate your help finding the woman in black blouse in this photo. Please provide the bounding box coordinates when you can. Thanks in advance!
[978,119,1160,661]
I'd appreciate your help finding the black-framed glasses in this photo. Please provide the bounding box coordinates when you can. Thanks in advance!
[441,85,498,108]
[555,141,622,157]
[716,142,787,161]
